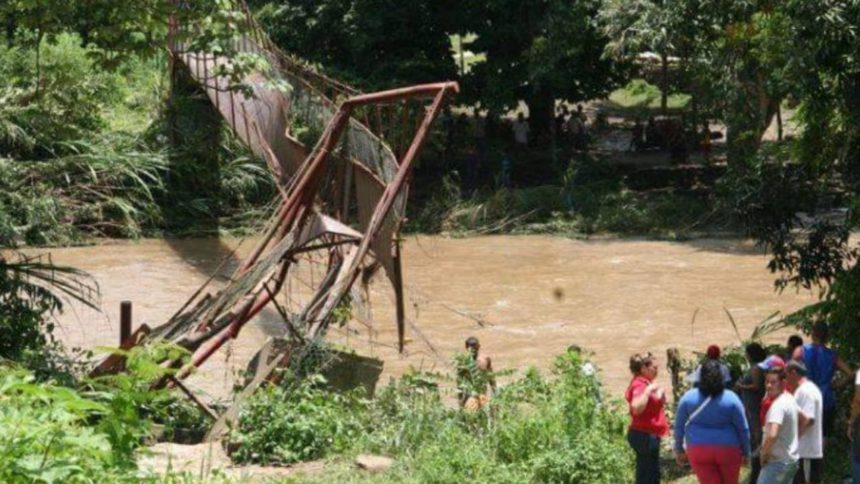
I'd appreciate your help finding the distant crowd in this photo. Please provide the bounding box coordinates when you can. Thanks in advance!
[438,104,592,190]
[627,321,859,484]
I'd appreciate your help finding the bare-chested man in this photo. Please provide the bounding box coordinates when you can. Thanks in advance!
[459,336,496,411]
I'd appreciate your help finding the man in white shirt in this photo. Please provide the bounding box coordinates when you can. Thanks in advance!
[512,112,530,147]
[787,360,823,483]
[760,367,805,484]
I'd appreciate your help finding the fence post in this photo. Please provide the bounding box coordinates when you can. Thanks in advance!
[120,301,133,346]
[667,347,683,406]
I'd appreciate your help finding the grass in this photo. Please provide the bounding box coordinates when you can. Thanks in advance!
[607,79,691,113]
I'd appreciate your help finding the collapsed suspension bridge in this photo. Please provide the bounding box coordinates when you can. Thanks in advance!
[93,0,457,439]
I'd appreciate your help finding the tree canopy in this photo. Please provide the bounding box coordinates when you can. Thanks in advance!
[466,0,623,133]
[257,0,457,90]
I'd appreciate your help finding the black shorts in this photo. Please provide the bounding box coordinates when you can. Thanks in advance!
[822,406,835,438]
[795,458,823,483]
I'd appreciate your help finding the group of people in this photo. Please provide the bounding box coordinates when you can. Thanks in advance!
[626,322,857,484]
[551,104,590,150]
[439,104,593,191]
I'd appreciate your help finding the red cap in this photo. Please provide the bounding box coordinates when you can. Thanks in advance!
[758,355,786,370]
[706,345,721,359]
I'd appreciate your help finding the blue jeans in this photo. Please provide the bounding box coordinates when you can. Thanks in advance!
[757,460,797,484]
[852,457,860,484]
[627,429,660,484]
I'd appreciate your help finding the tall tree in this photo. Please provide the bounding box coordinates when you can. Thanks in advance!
[258,0,457,90]
[601,0,789,167]
[466,0,622,136]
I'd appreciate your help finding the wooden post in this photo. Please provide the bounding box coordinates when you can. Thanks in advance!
[393,236,406,353]
[667,347,683,406]
[120,301,133,346]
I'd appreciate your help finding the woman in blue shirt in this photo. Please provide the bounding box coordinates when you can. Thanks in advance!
[675,360,751,483]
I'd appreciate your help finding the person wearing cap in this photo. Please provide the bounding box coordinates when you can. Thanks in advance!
[674,360,751,484]
[786,359,823,483]
[760,361,808,484]
[802,321,852,443]
[626,352,669,484]
[757,356,787,465]
[688,345,733,388]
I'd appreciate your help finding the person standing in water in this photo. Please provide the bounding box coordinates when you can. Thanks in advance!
[458,336,495,411]
[626,352,669,484]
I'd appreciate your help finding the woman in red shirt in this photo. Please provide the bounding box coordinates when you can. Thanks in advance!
[626,352,670,484]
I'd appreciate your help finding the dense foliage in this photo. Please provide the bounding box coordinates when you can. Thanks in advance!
[232,351,632,483]
[231,374,366,465]
[0,31,275,245]
[0,367,136,483]
[466,0,623,134]
[257,0,457,89]
[0,343,197,484]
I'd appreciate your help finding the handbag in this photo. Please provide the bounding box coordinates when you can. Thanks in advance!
[683,396,712,451]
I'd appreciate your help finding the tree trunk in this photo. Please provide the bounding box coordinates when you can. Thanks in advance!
[35,28,43,96]
[661,51,669,115]
[726,68,776,168]
[5,13,14,47]
[776,103,783,141]
[525,88,554,146]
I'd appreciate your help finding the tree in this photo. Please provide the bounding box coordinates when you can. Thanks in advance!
[600,0,691,114]
[466,0,622,136]
[601,0,790,167]
[1,0,265,89]
[0,253,98,362]
[257,0,457,90]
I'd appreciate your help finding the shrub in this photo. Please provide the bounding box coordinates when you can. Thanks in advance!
[231,375,367,465]
[0,34,121,159]
[0,366,138,482]
[232,351,632,483]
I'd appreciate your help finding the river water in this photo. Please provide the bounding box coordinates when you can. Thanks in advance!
[37,235,815,401]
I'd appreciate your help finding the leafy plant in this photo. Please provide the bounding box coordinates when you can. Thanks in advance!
[232,350,632,483]
[0,253,98,363]
[0,365,138,482]
[231,374,367,465]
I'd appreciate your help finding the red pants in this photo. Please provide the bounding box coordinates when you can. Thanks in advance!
[687,445,742,484]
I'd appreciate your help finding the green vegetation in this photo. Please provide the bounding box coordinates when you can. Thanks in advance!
[232,351,632,483]
[0,33,275,246]
[231,375,366,465]
[0,341,208,483]
[0,366,138,482]
[408,156,716,239]
[608,79,690,112]
[1,0,860,481]
[0,253,98,370]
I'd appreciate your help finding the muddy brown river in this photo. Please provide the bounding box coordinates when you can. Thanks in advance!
[38,235,815,401]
